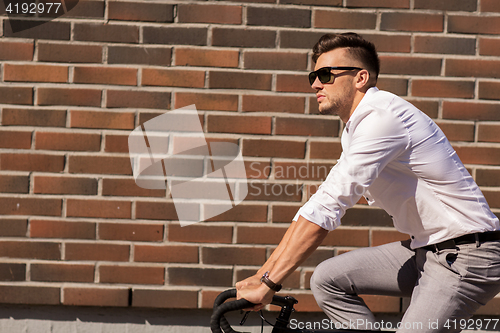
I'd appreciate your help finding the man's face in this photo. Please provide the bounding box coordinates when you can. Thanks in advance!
[311,48,360,122]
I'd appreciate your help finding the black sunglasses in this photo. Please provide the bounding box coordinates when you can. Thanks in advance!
[308,66,363,85]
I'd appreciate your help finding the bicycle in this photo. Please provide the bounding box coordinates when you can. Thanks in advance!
[210,288,396,333]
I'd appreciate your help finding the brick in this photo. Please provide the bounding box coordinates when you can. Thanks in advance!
[371,229,410,247]
[280,30,326,49]
[341,207,393,227]
[63,287,129,307]
[142,68,205,88]
[31,263,94,282]
[33,175,97,196]
[37,88,101,107]
[411,79,474,99]
[236,226,287,244]
[108,46,172,66]
[274,161,334,181]
[483,190,500,209]
[134,244,199,263]
[406,100,439,119]
[314,10,376,29]
[0,87,33,105]
[178,4,242,24]
[381,12,444,32]
[205,204,268,222]
[104,134,129,153]
[108,2,174,22]
[212,28,276,48]
[414,36,476,55]
[209,71,272,91]
[322,227,370,247]
[106,90,170,110]
[168,267,232,287]
[442,101,500,121]
[67,199,131,219]
[0,130,32,149]
[478,123,500,143]
[30,220,96,239]
[175,48,239,68]
[0,240,60,259]
[475,296,500,315]
[0,153,64,172]
[99,265,164,285]
[380,56,442,76]
[143,27,207,46]
[272,204,301,223]
[0,40,33,60]
[68,155,132,175]
[309,140,342,159]
[35,131,101,151]
[346,0,409,8]
[454,146,500,165]
[132,289,198,308]
[70,110,135,130]
[248,7,310,28]
[281,0,340,4]
[242,95,305,114]
[167,224,233,244]
[207,114,271,135]
[243,138,306,158]
[476,169,500,186]
[174,92,238,111]
[0,263,25,281]
[276,74,314,93]
[446,59,500,78]
[363,34,411,53]
[4,20,70,40]
[479,81,500,100]
[38,42,102,63]
[435,121,474,142]
[135,201,182,220]
[99,222,163,242]
[1,108,66,127]
[202,246,266,265]
[301,248,335,267]
[0,285,59,305]
[275,117,339,137]
[74,23,139,43]
[102,178,165,197]
[53,0,104,19]
[0,219,28,237]
[482,0,500,12]
[415,0,476,11]
[479,37,500,56]
[65,243,130,261]
[376,78,408,96]
[448,15,500,35]
[74,66,137,86]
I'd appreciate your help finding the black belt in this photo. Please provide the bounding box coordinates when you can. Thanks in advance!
[423,230,500,252]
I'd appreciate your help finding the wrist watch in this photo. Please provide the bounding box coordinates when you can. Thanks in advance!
[260,271,282,292]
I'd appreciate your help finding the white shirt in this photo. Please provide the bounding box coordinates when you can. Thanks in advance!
[294,87,499,249]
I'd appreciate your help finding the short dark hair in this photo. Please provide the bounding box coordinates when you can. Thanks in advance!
[312,33,380,83]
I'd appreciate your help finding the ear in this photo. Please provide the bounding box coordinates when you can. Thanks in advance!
[355,69,371,90]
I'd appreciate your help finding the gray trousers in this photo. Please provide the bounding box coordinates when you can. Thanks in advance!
[310,239,500,332]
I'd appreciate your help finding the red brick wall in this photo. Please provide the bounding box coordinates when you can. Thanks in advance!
[0,0,499,315]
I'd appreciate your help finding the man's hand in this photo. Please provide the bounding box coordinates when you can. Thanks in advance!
[235,274,261,290]
[236,282,275,311]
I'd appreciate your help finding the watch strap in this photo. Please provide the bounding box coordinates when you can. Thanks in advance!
[260,271,282,292]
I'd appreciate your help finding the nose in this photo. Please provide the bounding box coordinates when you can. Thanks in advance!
[311,76,323,90]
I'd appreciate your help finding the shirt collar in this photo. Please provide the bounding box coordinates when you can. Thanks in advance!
[345,86,379,133]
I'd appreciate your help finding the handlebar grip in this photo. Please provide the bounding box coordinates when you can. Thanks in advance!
[210,296,256,333]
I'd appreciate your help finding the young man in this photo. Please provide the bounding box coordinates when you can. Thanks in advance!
[236,33,500,333]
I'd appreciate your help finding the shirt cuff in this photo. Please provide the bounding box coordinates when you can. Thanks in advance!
[292,200,341,231]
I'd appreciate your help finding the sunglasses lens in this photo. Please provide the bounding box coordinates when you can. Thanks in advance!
[309,68,333,85]
[317,69,332,84]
